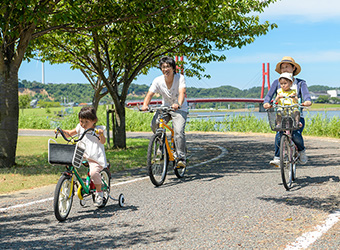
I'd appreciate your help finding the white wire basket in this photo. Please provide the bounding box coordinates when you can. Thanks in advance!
[267,107,299,131]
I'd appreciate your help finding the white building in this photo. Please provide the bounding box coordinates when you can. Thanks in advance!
[326,89,340,98]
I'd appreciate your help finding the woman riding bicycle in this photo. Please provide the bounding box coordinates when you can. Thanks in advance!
[59,106,107,207]
[141,56,188,168]
[263,56,312,166]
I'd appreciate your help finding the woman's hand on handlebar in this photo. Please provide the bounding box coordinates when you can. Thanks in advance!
[302,101,312,107]
[263,103,272,109]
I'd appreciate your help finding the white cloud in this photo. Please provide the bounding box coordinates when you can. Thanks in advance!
[261,0,340,22]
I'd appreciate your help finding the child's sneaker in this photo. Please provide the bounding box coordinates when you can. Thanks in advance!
[269,156,280,166]
[94,191,103,207]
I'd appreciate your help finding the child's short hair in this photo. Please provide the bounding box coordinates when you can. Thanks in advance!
[78,106,97,121]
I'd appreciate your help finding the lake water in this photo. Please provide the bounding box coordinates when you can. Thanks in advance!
[188,109,340,122]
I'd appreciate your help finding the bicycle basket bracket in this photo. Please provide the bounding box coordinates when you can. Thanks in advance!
[72,141,86,168]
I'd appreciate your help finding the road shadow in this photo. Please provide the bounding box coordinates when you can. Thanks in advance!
[112,133,339,189]
[0,207,179,249]
[258,190,339,213]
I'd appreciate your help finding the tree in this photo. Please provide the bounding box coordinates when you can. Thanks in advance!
[19,94,31,113]
[19,95,31,109]
[316,95,330,103]
[0,0,154,167]
[36,0,278,149]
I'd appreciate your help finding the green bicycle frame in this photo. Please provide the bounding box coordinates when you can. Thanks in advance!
[65,164,109,195]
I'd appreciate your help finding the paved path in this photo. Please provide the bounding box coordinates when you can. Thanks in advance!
[0,131,339,249]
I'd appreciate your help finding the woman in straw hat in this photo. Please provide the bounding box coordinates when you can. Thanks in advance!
[263,56,312,166]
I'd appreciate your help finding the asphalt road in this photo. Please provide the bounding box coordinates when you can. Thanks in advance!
[0,131,339,249]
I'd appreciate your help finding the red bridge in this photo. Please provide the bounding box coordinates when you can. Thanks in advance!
[126,98,264,107]
[126,63,270,107]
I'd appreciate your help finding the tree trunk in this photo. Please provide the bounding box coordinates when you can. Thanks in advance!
[0,64,19,168]
[92,89,100,110]
[113,102,126,149]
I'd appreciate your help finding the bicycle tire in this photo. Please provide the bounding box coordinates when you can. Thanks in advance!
[92,168,111,208]
[174,147,187,179]
[54,174,74,221]
[147,133,168,186]
[291,146,297,181]
[280,135,293,190]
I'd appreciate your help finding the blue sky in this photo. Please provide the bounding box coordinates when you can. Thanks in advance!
[19,0,340,91]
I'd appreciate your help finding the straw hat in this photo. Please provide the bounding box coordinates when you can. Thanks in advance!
[275,56,301,76]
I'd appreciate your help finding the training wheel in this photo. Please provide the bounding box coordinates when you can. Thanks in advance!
[118,193,125,207]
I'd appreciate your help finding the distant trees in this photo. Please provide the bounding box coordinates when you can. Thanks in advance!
[315,95,330,103]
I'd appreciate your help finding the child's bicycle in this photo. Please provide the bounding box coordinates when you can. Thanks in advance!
[267,98,305,191]
[48,127,125,221]
[141,106,187,187]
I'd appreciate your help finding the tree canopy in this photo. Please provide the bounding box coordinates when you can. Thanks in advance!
[34,0,278,148]
[0,0,164,167]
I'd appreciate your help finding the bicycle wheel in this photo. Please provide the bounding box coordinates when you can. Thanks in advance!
[147,133,168,186]
[280,135,293,190]
[174,147,187,179]
[291,146,297,181]
[54,174,74,221]
[92,168,111,208]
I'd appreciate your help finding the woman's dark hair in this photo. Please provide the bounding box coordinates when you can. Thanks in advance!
[78,106,97,121]
[159,56,176,72]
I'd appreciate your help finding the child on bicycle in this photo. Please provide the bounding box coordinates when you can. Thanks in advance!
[59,106,107,207]
[275,72,302,129]
[263,56,312,166]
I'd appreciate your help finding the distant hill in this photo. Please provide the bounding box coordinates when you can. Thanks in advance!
[18,79,339,108]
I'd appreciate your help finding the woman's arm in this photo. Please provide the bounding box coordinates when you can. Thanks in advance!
[263,80,278,104]
[299,80,312,106]
[263,80,278,108]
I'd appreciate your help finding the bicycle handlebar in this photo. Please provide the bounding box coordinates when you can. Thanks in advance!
[55,127,99,142]
[268,97,306,109]
[138,106,176,113]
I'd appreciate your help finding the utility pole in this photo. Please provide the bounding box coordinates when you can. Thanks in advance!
[42,62,45,84]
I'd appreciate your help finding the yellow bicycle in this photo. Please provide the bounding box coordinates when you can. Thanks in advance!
[143,106,187,186]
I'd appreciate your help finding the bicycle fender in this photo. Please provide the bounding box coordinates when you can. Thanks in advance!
[77,185,83,200]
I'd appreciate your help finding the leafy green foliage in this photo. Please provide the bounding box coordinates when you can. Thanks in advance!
[19,94,31,110]
[32,0,278,148]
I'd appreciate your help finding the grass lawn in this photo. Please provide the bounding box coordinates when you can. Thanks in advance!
[0,136,148,194]
[308,103,340,110]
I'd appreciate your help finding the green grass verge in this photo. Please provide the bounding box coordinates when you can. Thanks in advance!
[6,104,340,194]
[0,136,148,194]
